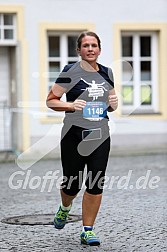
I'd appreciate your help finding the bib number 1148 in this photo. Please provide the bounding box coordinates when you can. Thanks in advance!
[83,101,107,121]
[87,107,104,115]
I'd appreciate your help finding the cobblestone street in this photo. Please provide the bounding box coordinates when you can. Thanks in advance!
[0,152,167,252]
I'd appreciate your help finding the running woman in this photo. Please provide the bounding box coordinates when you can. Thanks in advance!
[46,31,118,246]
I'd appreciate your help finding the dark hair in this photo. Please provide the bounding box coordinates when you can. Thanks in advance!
[77,31,101,49]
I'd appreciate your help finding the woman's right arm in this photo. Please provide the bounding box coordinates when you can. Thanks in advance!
[46,83,75,111]
[46,83,86,112]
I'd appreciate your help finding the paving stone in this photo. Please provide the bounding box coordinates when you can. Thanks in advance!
[0,153,167,251]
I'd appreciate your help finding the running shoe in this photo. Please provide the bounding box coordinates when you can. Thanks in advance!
[80,230,100,246]
[53,205,70,229]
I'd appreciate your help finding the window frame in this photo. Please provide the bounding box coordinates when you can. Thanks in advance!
[47,31,79,91]
[0,13,17,45]
[121,31,158,115]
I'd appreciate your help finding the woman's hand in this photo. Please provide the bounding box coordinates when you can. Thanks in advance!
[108,94,118,111]
[72,99,86,111]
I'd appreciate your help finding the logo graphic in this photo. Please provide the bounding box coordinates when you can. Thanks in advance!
[81,78,107,101]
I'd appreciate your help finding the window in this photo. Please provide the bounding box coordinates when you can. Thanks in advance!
[47,32,79,90]
[121,32,158,114]
[0,14,16,44]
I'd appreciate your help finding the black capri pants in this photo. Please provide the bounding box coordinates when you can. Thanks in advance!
[60,124,110,196]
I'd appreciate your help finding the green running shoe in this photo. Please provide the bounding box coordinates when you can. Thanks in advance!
[80,230,100,246]
[53,205,70,229]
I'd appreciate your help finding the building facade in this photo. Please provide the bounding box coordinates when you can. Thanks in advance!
[0,0,167,155]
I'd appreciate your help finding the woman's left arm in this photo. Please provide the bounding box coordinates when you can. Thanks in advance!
[108,88,118,112]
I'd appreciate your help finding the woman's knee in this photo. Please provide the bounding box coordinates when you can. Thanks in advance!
[61,179,82,196]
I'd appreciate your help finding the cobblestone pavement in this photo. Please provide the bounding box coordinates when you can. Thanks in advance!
[0,152,167,252]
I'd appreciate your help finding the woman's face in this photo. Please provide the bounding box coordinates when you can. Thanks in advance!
[77,35,101,64]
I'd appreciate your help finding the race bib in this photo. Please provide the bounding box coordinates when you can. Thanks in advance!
[83,101,107,121]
